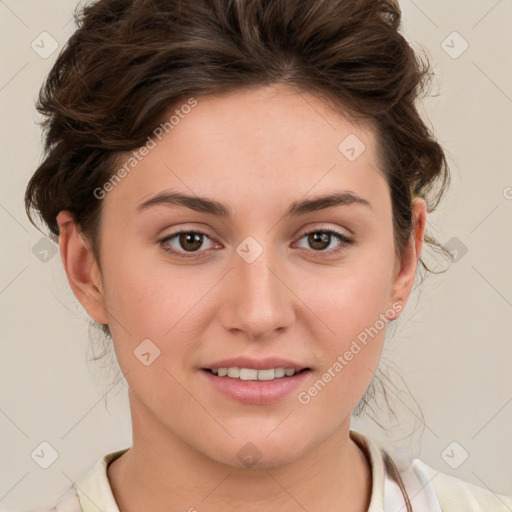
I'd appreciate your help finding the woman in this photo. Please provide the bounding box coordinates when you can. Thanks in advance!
[24,0,511,510]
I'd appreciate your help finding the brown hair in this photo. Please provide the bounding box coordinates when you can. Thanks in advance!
[25,0,451,344]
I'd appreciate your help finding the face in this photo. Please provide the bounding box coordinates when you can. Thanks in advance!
[59,84,424,469]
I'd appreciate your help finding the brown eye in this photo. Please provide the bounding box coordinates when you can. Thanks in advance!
[161,230,217,258]
[307,232,331,251]
[295,229,353,256]
[177,232,204,252]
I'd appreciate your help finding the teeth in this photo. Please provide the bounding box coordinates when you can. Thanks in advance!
[227,367,240,378]
[210,367,299,380]
[256,369,275,381]
[239,368,258,380]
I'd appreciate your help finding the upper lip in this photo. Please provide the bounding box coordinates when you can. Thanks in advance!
[203,357,310,371]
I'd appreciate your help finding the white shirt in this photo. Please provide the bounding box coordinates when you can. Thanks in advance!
[22,430,512,512]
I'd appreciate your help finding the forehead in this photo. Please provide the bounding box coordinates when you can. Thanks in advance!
[103,84,388,219]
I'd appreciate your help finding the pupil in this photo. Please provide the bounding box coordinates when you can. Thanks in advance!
[309,232,329,250]
[180,232,203,251]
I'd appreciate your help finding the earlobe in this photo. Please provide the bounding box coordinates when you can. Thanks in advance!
[388,198,427,318]
[56,211,109,325]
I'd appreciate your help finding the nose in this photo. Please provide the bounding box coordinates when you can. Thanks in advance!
[218,245,296,341]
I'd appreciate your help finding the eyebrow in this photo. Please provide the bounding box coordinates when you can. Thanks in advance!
[137,190,371,218]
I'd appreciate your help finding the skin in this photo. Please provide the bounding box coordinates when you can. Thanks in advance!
[57,83,427,512]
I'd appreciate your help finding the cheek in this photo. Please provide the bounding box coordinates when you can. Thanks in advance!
[304,253,395,342]
[100,245,217,370]
[297,246,395,391]
[101,226,395,369]
[101,242,190,330]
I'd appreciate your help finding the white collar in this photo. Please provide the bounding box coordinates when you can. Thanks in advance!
[72,431,443,512]
[350,430,443,512]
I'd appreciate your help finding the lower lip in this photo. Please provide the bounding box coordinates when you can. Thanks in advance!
[201,369,311,405]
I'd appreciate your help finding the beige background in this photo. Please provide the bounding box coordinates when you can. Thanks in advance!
[1,0,511,509]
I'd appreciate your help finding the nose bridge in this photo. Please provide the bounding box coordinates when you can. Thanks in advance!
[220,236,295,339]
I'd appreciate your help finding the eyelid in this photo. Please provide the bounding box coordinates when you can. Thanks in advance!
[160,229,219,257]
[158,223,218,245]
[159,223,353,259]
[292,226,353,256]
[295,224,352,240]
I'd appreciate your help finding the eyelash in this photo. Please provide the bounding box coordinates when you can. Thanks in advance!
[159,228,353,260]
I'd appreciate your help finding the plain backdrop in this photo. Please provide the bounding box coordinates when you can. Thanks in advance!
[1,0,511,509]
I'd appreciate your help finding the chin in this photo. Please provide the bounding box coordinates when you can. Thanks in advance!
[200,431,314,471]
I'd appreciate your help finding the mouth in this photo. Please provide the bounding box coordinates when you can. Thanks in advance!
[202,367,311,381]
[201,366,312,405]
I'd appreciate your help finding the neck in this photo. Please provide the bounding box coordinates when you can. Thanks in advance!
[108,397,372,512]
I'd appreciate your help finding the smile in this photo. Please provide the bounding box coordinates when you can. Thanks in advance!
[207,367,309,380]
[202,367,312,405]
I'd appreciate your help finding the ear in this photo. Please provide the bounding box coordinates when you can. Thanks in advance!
[56,211,109,325]
[387,197,427,319]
